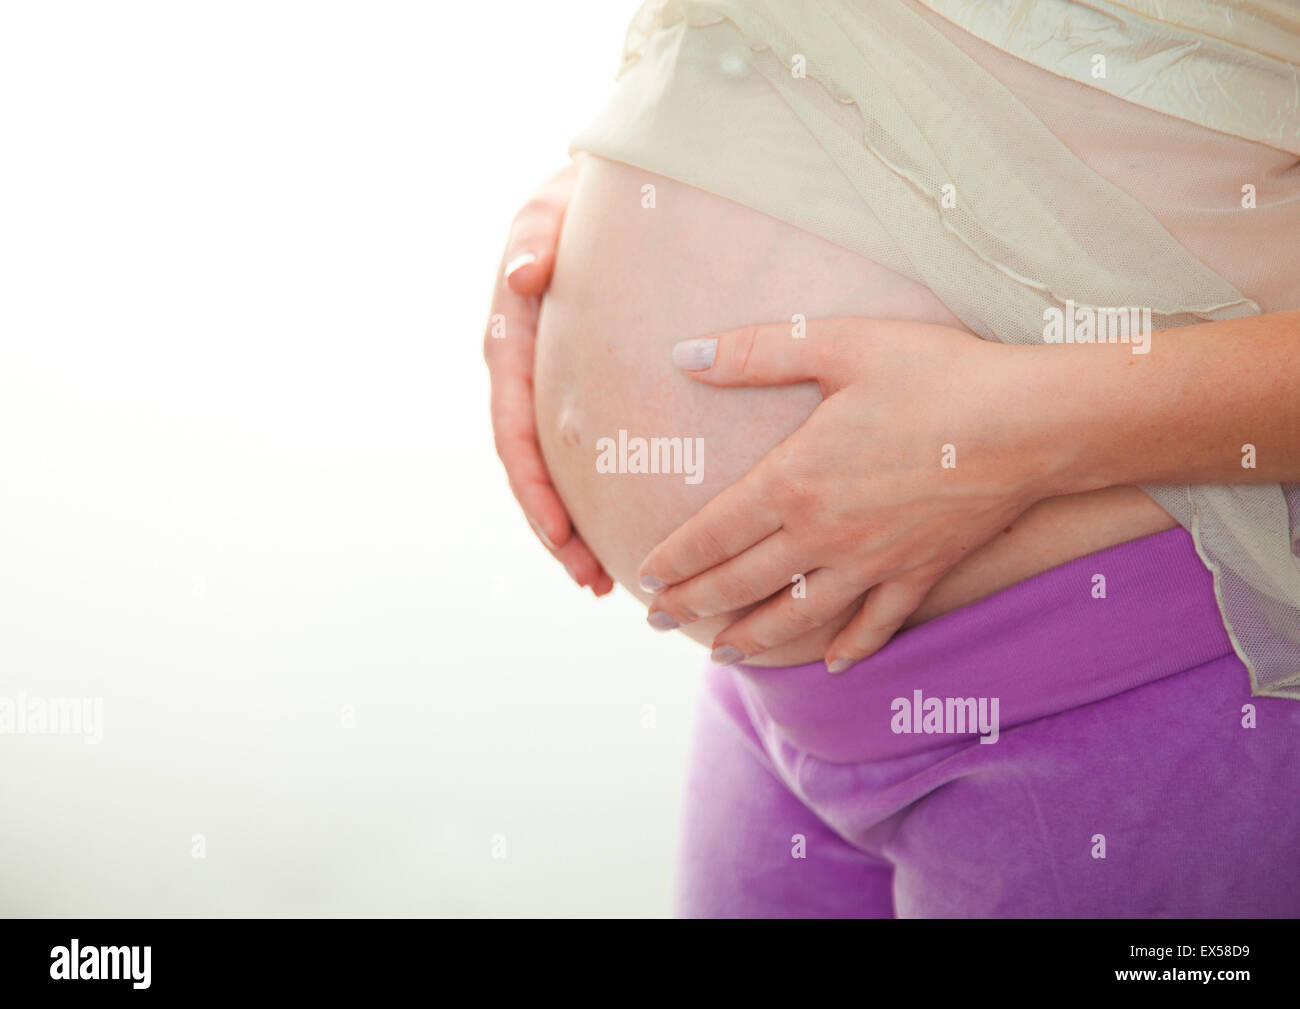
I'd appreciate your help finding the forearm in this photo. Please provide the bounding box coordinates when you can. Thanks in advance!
[1020,310,1300,497]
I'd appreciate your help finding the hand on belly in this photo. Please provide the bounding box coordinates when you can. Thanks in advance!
[533,155,1175,666]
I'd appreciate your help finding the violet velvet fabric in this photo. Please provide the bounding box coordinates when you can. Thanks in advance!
[676,527,1300,917]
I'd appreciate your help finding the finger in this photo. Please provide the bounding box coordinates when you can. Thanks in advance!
[707,569,864,663]
[485,254,601,581]
[502,223,556,295]
[512,465,612,595]
[552,530,614,596]
[825,577,933,672]
[484,251,578,555]
[670,318,854,395]
[484,163,611,592]
[488,364,575,548]
[637,462,782,591]
[498,387,612,593]
[646,530,806,628]
[503,163,576,295]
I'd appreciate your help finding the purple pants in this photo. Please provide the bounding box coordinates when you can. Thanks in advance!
[675,527,1300,917]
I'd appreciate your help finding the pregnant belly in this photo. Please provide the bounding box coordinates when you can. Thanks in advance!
[534,155,1175,666]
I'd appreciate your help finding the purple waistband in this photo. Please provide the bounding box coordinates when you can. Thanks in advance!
[726,526,1239,764]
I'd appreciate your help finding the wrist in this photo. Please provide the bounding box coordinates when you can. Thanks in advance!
[997,342,1119,503]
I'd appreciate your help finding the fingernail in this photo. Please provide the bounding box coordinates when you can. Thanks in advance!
[647,611,679,631]
[504,251,538,280]
[527,515,556,551]
[564,564,582,585]
[671,337,718,371]
[640,574,665,593]
[711,645,743,666]
[827,658,855,674]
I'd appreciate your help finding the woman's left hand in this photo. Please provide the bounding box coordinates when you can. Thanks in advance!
[638,317,1069,671]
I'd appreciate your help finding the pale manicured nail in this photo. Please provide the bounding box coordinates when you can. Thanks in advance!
[671,337,718,371]
[527,515,556,551]
[827,658,854,674]
[504,251,538,280]
[640,574,665,593]
[711,645,743,666]
[647,611,679,631]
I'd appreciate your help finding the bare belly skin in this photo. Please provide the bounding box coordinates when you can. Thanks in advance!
[534,154,1176,666]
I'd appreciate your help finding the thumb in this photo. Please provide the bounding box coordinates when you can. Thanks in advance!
[503,163,577,296]
[670,318,850,393]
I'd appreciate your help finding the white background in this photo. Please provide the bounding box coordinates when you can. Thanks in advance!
[0,1,703,917]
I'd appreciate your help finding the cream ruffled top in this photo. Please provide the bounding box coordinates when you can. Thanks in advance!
[571,0,1300,698]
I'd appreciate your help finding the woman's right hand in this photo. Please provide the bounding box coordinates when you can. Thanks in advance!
[484,163,613,595]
